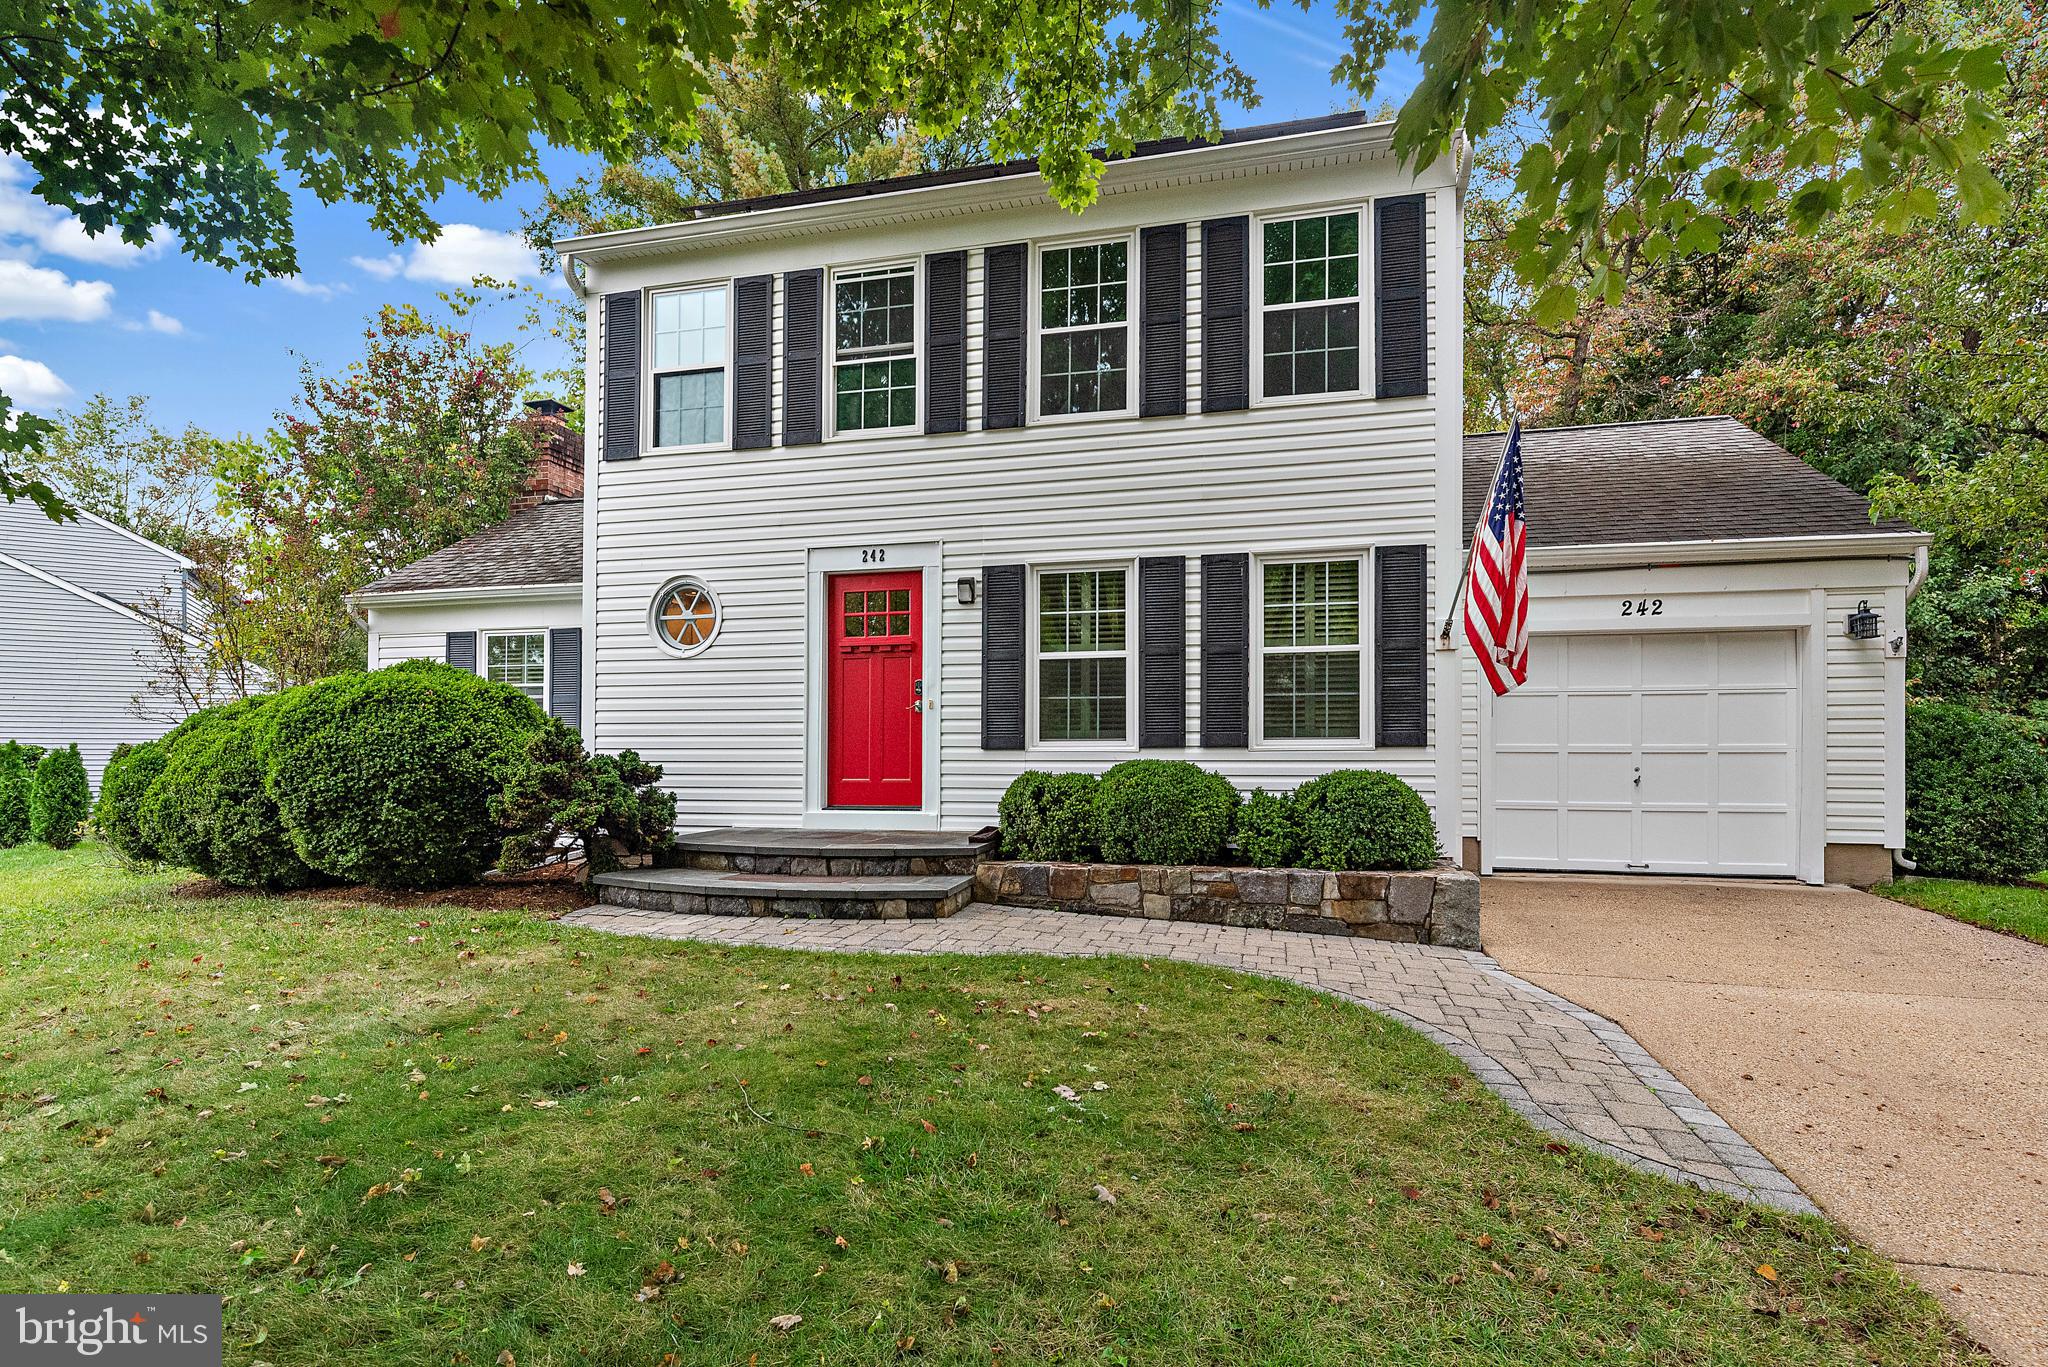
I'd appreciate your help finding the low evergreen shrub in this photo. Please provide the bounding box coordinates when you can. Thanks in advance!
[493,721,677,881]
[94,740,170,862]
[1093,760,1240,865]
[997,771,1100,861]
[1905,702,2048,881]
[1292,769,1438,871]
[28,743,90,849]
[1234,788,1304,868]
[0,742,31,848]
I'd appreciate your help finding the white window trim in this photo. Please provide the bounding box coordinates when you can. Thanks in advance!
[1250,550,1372,749]
[645,279,734,456]
[1028,232,1139,425]
[482,629,551,711]
[1250,202,1370,410]
[1027,560,1140,750]
[827,259,923,440]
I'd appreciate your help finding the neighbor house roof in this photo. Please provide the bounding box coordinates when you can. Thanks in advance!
[1462,416,1918,550]
[358,499,583,595]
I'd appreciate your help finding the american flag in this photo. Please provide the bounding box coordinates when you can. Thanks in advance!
[1465,419,1529,695]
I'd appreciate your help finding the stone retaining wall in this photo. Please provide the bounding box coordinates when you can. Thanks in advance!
[976,860,1480,949]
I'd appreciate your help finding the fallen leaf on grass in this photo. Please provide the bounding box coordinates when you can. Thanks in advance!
[769,1313,803,1332]
[1755,1264,1777,1282]
[497,1352,515,1367]
[1092,1185,1117,1206]
[469,1236,490,1253]
[565,1262,585,1277]
[597,1187,617,1215]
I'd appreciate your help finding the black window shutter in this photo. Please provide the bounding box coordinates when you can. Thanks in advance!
[548,627,583,730]
[1200,216,1249,413]
[782,267,824,445]
[925,250,967,434]
[601,292,641,461]
[445,631,477,673]
[1375,195,1429,399]
[733,273,773,449]
[1139,224,1187,418]
[1139,556,1187,748]
[982,243,1028,430]
[981,564,1027,749]
[1199,553,1250,747]
[1376,545,1428,746]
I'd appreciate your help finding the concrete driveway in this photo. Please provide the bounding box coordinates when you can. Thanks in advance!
[1484,875,2048,1366]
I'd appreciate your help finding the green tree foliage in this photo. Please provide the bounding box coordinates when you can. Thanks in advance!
[996,771,1100,862]
[492,722,677,881]
[264,661,550,890]
[0,742,31,848]
[214,306,544,683]
[25,396,227,552]
[1904,702,2048,880]
[28,744,90,849]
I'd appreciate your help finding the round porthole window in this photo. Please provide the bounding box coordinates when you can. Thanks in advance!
[650,577,721,657]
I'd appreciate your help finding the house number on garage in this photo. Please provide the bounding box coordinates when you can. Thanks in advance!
[1619,598,1665,617]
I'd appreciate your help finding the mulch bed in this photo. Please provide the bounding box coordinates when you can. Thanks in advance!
[172,859,593,915]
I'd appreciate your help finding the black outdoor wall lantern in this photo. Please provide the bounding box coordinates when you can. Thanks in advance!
[1847,600,1882,640]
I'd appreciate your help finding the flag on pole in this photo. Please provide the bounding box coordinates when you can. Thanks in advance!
[1465,419,1530,695]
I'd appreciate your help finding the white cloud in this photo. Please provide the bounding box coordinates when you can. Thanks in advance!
[0,258,115,322]
[350,224,535,286]
[276,275,349,299]
[0,154,168,267]
[146,309,184,335]
[0,354,73,406]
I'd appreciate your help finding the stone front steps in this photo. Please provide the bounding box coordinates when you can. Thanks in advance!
[591,828,996,920]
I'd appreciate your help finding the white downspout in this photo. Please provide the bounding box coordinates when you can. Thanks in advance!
[1891,544,1933,873]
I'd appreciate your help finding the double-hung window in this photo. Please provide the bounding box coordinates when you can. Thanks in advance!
[834,264,917,432]
[1260,211,1361,399]
[1037,568,1128,742]
[1261,558,1363,740]
[1038,240,1131,417]
[652,284,727,447]
[486,632,547,707]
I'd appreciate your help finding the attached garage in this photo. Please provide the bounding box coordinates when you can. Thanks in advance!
[1459,417,1930,887]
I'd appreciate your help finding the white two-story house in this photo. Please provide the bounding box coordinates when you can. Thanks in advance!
[359,112,1927,889]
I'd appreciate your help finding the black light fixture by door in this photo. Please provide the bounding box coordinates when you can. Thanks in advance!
[1847,601,1881,640]
[956,576,978,606]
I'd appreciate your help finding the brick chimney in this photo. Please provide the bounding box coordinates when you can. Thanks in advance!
[514,398,585,512]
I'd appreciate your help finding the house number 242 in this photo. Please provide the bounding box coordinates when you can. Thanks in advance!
[1620,598,1664,617]
[860,548,887,564]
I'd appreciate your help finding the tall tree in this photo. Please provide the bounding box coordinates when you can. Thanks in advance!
[27,395,225,551]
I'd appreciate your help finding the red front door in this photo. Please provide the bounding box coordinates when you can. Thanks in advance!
[827,571,923,808]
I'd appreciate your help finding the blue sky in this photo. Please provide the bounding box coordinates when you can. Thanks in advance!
[0,1,1415,441]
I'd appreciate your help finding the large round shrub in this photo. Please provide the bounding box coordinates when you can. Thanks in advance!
[1093,760,1240,865]
[143,696,321,889]
[94,740,170,862]
[264,660,550,890]
[1234,789,1304,868]
[28,743,91,849]
[998,771,1099,861]
[1905,702,2048,881]
[1293,769,1439,871]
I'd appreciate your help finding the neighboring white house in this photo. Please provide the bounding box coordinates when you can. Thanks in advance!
[0,493,203,786]
[362,111,1928,886]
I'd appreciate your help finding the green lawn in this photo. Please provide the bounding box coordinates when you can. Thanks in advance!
[0,845,1983,1366]
[1874,873,2048,948]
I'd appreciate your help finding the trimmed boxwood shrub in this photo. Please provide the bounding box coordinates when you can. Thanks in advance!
[264,660,550,890]
[1094,760,1240,865]
[142,696,321,889]
[28,743,91,849]
[0,741,31,848]
[998,771,1100,861]
[1905,701,2048,881]
[94,740,170,862]
[1234,788,1304,868]
[1293,769,1438,872]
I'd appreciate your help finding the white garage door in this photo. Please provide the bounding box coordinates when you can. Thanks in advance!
[1489,631,1799,876]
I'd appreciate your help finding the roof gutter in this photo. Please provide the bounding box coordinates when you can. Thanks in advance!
[1525,530,1931,571]
[348,581,582,610]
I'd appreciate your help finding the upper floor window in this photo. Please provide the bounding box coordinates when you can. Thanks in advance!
[834,264,917,432]
[1260,557,1362,740]
[652,283,727,447]
[1260,212,1361,399]
[1037,567,1129,742]
[486,631,547,706]
[1038,240,1130,417]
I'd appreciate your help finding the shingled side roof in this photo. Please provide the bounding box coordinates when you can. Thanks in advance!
[359,499,582,594]
[1463,416,1917,549]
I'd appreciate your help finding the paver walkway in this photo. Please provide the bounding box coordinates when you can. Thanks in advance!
[564,899,1815,1213]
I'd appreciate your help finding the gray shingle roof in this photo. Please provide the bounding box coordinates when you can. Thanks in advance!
[360,499,583,594]
[1463,416,1917,549]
